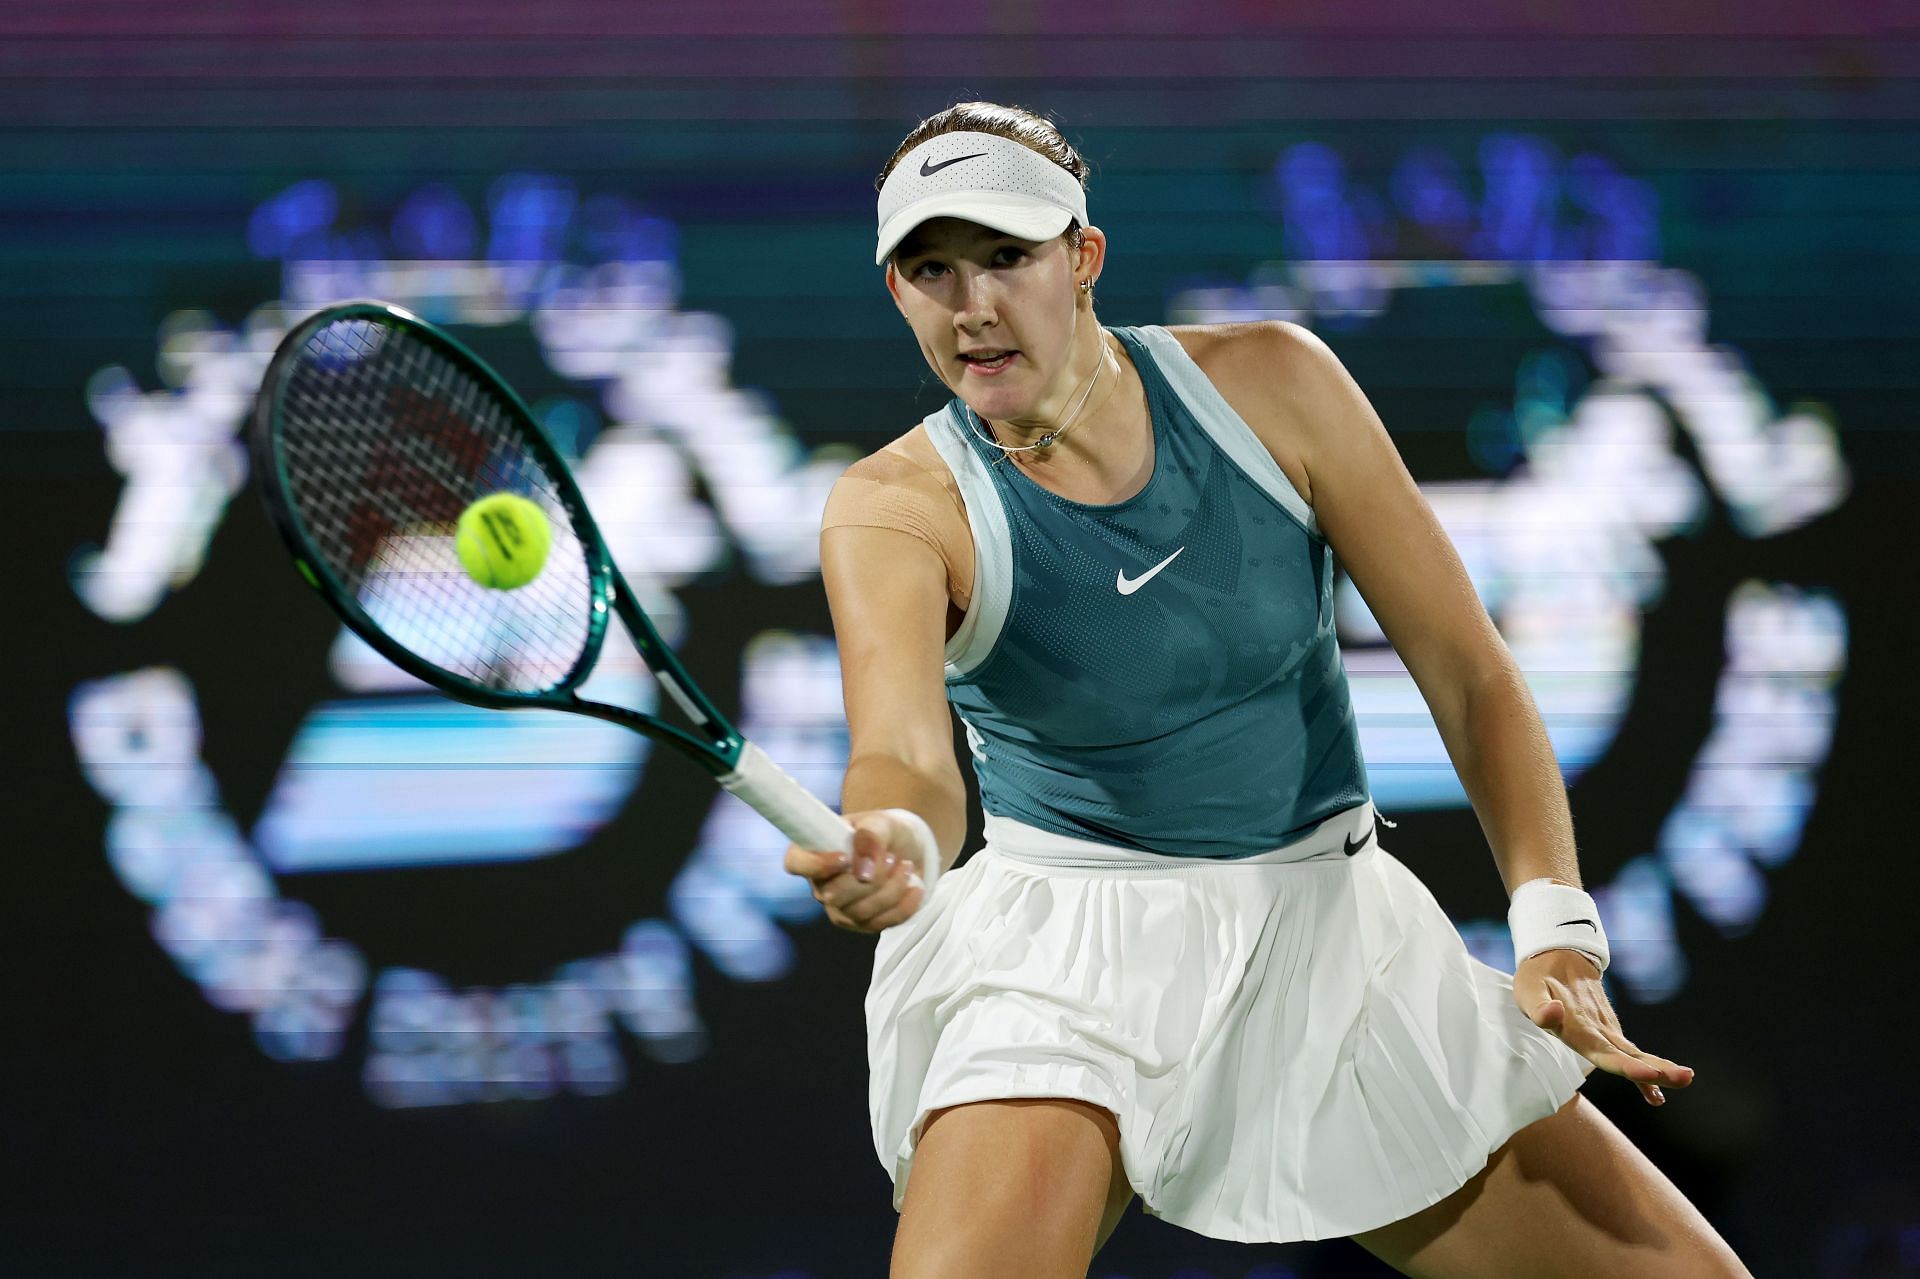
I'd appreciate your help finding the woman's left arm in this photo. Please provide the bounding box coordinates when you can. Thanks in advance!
[1223,322,1694,1107]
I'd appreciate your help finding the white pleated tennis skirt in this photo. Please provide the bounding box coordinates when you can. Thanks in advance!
[864,801,1595,1244]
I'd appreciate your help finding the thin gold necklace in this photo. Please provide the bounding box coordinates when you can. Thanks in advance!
[967,338,1117,463]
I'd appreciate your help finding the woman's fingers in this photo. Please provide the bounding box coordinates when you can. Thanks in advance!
[786,826,926,933]
[853,883,924,932]
[1586,1021,1695,1086]
[782,844,850,880]
[817,853,920,932]
[1516,966,1698,1108]
[1552,1010,1697,1105]
[818,851,900,909]
[782,812,906,889]
[1587,1046,1673,1105]
[1616,1046,1695,1091]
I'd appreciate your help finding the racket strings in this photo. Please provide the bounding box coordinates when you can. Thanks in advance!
[275,317,597,695]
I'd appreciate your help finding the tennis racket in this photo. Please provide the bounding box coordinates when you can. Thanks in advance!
[249,299,883,878]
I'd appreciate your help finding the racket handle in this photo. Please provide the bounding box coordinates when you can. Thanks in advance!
[720,743,943,896]
[720,741,856,854]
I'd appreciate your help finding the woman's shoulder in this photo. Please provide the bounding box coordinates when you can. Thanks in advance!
[821,425,967,542]
[1158,321,1335,405]
[1153,321,1346,508]
[826,423,961,517]
[822,423,974,608]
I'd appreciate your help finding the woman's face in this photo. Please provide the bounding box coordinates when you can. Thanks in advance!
[886,216,1103,423]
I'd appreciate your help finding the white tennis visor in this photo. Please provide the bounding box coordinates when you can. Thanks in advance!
[875,130,1089,266]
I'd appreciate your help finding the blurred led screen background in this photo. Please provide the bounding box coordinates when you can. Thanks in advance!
[9,3,1919,1275]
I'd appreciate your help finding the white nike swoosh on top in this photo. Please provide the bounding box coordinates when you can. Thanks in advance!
[1116,546,1186,595]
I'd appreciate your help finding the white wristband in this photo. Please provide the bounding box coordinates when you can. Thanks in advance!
[1507,878,1609,975]
[878,808,942,897]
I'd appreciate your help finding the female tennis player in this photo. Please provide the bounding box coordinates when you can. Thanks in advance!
[783,102,1751,1278]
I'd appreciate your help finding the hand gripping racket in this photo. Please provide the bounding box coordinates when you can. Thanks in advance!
[249,300,902,882]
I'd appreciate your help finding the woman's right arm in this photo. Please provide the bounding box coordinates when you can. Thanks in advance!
[781,515,968,933]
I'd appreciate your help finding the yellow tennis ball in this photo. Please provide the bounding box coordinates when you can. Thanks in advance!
[455,493,552,590]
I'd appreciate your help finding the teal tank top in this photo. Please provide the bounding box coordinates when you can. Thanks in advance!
[924,325,1369,858]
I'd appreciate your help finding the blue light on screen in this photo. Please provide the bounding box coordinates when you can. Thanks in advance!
[253,696,654,870]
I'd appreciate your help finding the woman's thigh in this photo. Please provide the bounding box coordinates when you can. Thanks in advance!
[891,1097,1133,1279]
[1351,1093,1751,1279]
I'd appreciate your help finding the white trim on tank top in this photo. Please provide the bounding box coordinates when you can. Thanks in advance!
[920,403,1015,679]
[1133,325,1320,538]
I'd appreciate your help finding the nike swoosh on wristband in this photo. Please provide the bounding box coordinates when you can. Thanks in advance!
[1560,918,1599,931]
[920,153,987,176]
[1116,546,1186,595]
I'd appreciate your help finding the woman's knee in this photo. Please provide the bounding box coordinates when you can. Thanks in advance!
[893,1097,1126,1279]
[910,1097,1121,1217]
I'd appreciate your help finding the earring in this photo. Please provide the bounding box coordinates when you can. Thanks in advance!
[1078,279,1092,293]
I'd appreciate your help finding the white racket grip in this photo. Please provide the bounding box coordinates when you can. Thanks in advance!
[719,741,854,855]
